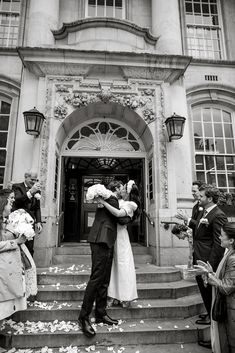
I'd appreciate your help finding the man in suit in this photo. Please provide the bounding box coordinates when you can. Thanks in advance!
[193,185,227,327]
[78,180,123,338]
[12,171,42,257]
[176,180,204,231]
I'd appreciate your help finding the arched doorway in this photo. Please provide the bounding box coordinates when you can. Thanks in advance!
[56,102,154,245]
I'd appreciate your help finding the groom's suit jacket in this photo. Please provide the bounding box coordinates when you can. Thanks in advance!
[188,202,204,238]
[88,195,119,248]
[193,205,227,271]
[12,182,41,223]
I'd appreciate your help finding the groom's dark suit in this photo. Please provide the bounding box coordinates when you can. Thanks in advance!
[192,205,227,315]
[79,195,119,320]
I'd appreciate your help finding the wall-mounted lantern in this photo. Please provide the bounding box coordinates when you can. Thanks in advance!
[23,107,45,137]
[165,113,186,142]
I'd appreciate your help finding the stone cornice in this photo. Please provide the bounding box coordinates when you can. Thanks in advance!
[17,47,192,83]
[52,17,158,45]
[192,58,235,68]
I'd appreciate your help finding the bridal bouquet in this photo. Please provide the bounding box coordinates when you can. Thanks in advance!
[8,209,35,240]
[86,183,113,201]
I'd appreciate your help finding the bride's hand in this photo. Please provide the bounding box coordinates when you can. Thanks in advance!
[97,197,105,204]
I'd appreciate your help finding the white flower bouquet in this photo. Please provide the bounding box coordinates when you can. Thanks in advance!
[86,184,113,201]
[8,209,35,240]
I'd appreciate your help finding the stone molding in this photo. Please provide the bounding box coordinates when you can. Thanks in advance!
[52,17,158,45]
[52,77,156,124]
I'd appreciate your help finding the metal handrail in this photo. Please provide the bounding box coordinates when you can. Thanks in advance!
[143,209,155,227]
[55,211,64,226]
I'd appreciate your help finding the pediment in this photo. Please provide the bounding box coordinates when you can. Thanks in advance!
[52,18,158,52]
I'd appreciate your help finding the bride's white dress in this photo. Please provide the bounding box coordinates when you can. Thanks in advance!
[108,200,138,302]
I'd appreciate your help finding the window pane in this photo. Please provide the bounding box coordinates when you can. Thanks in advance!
[224,124,233,138]
[215,139,225,153]
[207,172,216,185]
[196,172,205,182]
[192,108,201,121]
[0,132,7,147]
[0,167,4,185]
[228,173,235,188]
[0,115,9,130]
[194,138,204,151]
[193,122,202,136]
[196,155,204,170]
[205,155,214,170]
[203,108,211,122]
[215,156,225,170]
[0,149,6,165]
[205,138,215,151]
[223,111,231,123]
[214,123,223,137]
[226,140,235,154]
[1,101,10,114]
[204,123,213,137]
[217,174,227,187]
[213,109,221,122]
[226,157,235,171]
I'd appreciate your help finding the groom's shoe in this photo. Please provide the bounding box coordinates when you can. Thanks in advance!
[95,315,118,325]
[78,318,96,338]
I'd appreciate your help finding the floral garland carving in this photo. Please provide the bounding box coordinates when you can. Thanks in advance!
[54,87,155,124]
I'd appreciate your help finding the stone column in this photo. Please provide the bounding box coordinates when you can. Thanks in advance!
[151,0,182,55]
[26,0,60,46]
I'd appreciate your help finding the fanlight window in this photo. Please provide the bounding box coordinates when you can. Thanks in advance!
[64,121,142,152]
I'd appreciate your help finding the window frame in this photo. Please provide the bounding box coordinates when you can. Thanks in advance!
[181,0,226,60]
[0,0,23,48]
[191,103,235,193]
[85,0,126,19]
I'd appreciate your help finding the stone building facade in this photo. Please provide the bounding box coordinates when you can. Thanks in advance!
[1,0,235,267]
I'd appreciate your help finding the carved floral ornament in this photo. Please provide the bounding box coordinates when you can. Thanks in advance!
[54,86,156,123]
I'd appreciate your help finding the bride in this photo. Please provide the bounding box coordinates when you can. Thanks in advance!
[98,180,140,307]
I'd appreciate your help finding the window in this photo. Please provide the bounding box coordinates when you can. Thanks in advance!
[193,106,235,193]
[86,0,125,19]
[0,0,21,47]
[0,100,10,188]
[184,0,223,59]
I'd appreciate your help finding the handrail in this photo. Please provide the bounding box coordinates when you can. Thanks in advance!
[55,211,64,226]
[143,209,155,227]
[161,221,178,230]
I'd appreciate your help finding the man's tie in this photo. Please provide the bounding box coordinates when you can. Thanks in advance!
[203,209,208,218]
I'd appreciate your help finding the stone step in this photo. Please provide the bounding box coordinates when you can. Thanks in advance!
[52,254,153,265]
[0,317,209,349]
[13,295,204,322]
[0,343,209,353]
[37,264,182,284]
[56,243,151,255]
[36,281,199,302]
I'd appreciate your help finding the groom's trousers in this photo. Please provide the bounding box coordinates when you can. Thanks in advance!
[79,242,114,320]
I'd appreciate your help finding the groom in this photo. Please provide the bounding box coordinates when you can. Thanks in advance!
[78,180,123,338]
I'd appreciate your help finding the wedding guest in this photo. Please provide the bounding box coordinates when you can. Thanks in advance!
[204,222,235,353]
[0,189,27,320]
[12,171,42,257]
[99,180,140,308]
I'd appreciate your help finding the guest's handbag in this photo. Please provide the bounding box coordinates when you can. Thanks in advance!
[212,289,227,322]
[20,246,32,270]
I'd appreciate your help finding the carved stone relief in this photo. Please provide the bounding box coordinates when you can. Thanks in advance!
[43,76,169,208]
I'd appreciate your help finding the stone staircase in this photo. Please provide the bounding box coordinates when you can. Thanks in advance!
[52,243,153,265]
[0,244,210,352]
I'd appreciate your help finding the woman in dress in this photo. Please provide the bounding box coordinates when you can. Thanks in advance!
[203,222,235,353]
[98,180,140,307]
[0,189,27,320]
